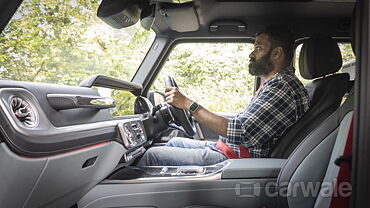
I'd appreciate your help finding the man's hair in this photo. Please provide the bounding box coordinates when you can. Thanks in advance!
[256,24,294,66]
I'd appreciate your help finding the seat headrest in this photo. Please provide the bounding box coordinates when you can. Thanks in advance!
[299,35,343,80]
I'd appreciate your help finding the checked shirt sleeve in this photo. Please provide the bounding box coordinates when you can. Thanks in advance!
[226,81,297,148]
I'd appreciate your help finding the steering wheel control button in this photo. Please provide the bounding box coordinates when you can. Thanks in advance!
[160,103,175,124]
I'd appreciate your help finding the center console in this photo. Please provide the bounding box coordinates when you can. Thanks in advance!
[104,158,285,183]
[78,159,287,208]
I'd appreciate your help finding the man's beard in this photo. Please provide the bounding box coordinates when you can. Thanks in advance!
[248,50,274,76]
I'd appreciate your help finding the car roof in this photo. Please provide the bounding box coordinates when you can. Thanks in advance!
[152,0,356,41]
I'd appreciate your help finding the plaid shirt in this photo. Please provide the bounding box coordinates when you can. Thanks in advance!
[215,67,310,158]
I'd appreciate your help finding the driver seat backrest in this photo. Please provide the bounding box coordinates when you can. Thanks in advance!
[276,89,353,208]
[270,34,350,158]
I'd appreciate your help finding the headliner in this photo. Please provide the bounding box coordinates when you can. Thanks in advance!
[152,0,356,40]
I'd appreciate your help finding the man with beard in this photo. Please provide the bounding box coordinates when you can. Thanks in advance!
[137,25,310,166]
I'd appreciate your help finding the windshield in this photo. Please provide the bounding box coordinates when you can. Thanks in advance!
[0,0,155,85]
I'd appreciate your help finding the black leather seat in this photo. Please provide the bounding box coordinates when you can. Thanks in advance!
[276,89,353,208]
[271,35,350,158]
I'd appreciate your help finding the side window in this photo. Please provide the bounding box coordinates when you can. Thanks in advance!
[338,43,356,80]
[95,88,136,116]
[293,44,309,85]
[293,42,356,85]
[151,42,255,113]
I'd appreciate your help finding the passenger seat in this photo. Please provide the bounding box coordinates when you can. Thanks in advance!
[271,35,350,158]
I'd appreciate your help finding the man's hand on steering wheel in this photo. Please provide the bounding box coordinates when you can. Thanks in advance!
[163,76,228,138]
[164,87,193,111]
[163,76,197,136]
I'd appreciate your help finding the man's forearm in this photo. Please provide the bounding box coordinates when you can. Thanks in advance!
[191,106,228,137]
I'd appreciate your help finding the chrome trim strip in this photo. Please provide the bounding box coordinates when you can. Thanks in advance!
[103,161,230,184]
[104,172,222,184]
[89,97,116,107]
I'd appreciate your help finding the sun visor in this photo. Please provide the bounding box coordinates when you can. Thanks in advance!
[159,3,200,32]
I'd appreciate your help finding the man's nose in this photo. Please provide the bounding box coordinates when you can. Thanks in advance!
[249,51,255,59]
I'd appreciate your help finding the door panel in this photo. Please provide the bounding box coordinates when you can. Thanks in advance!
[0,142,125,208]
[0,80,122,156]
[0,79,138,207]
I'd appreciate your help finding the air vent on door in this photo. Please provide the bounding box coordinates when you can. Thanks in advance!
[11,97,38,127]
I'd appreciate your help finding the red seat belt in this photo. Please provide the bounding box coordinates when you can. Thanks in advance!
[329,116,354,208]
[216,139,251,159]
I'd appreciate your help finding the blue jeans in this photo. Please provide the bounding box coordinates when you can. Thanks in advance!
[137,137,227,166]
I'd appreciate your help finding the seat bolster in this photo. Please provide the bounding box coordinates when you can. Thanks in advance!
[314,112,353,207]
[286,128,338,208]
[308,73,350,108]
[276,93,353,208]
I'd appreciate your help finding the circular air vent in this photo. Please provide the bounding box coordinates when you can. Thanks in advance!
[10,97,38,128]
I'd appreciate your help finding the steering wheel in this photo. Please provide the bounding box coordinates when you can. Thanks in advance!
[164,76,196,137]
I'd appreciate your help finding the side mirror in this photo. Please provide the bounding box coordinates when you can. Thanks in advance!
[134,96,153,115]
[149,90,165,106]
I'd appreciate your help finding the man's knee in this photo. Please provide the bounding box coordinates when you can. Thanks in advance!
[166,137,185,147]
[138,147,161,166]
[142,147,156,157]
[137,146,173,166]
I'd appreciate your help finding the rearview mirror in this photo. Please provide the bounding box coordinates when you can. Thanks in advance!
[140,4,156,31]
[97,0,140,29]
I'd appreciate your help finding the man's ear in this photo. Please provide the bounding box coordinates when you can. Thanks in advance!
[272,46,283,59]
